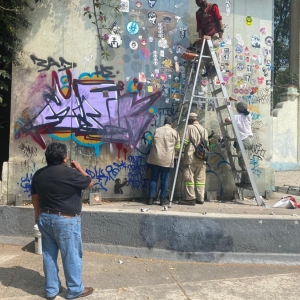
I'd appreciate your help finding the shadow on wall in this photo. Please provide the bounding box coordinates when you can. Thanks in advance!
[140,215,233,254]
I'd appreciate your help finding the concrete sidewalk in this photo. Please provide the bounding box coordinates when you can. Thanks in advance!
[1,244,300,300]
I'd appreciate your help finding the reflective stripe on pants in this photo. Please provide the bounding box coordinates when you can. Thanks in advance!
[183,162,206,202]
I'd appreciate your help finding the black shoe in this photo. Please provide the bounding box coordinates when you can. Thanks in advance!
[147,197,154,205]
[178,199,196,206]
[236,183,252,189]
[160,198,169,206]
[196,200,204,204]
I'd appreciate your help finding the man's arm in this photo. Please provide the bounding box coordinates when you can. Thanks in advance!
[174,132,181,151]
[211,5,223,38]
[32,194,40,223]
[71,161,94,188]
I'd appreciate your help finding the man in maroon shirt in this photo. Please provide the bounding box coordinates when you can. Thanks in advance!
[194,0,224,76]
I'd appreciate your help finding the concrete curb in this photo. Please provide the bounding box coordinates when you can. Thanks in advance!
[2,235,300,266]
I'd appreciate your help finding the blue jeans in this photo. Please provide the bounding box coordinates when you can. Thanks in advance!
[149,164,171,199]
[38,213,84,299]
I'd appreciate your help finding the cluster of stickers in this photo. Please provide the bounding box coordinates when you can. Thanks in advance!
[217,26,273,99]
[119,0,187,102]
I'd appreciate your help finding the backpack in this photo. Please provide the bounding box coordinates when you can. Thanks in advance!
[190,125,210,161]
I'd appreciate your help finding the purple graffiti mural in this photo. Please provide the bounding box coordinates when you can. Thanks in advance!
[15,69,161,149]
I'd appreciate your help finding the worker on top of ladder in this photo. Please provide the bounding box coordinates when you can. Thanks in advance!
[225,97,254,188]
[179,113,209,206]
[194,0,224,76]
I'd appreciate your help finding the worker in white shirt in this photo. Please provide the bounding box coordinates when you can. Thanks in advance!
[225,96,253,188]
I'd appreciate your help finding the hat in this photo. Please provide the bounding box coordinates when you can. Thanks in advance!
[235,101,248,112]
[188,112,198,120]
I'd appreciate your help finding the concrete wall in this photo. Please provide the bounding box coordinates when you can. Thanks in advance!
[2,0,274,203]
[1,206,300,264]
[272,88,300,170]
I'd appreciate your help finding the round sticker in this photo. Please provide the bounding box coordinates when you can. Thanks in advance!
[265,36,274,46]
[236,63,244,71]
[107,34,122,48]
[136,1,142,8]
[127,21,140,35]
[129,41,138,50]
[235,44,243,54]
[138,48,151,60]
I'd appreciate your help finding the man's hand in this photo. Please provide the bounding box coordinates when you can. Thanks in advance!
[225,117,231,123]
[70,160,82,171]
[203,35,212,40]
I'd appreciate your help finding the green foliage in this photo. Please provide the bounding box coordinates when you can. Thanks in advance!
[83,0,121,60]
[0,0,39,106]
[274,0,290,81]
[273,0,299,108]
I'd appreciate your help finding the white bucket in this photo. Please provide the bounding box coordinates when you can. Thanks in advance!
[34,224,42,255]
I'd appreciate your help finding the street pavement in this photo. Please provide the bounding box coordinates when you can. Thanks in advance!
[1,243,300,300]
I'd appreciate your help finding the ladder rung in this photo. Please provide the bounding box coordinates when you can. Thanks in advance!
[212,88,222,95]
[215,105,227,111]
[233,170,248,174]
[231,155,239,158]
[224,138,236,142]
[220,122,232,126]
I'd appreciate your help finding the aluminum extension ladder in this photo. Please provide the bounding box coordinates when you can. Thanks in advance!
[169,38,264,206]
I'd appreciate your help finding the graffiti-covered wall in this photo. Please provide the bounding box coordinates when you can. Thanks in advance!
[3,0,274,203]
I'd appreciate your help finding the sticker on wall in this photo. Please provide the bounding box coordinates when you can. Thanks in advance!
[180,28,187,39]
[148,0,157,8]
[265,36,274,46]
[236,63,244,71]
[136,1,142,8]
[162,57,173,69]
[107,34,122,48]
[158,38,168,49]
[138,48,151,60]
[163,15,172,24]
[220,41,226,48]
[244,47,250,55]
[235,44,243,54]
[225,35,232,45]
[257,77,264,85]
[129,40,138,50]
[120,0,129,12]
[234,54,244,62]
[244,74,251,83]
[148,11,157,25]
[226,0,232,16]
[260,28,266,35]
[127,21,140,35]
[245,16,252,26]
[251,35,260,48]
[236,34,244,46]
[140,39,147,46]
[139,72,146,82]
[266,80,271,86]
[149,36,154,42]
[158,22,164,39]
[246,65,252,73]
[262,67,269,77]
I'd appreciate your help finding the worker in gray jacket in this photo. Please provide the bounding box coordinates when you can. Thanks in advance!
[147,117,180,206]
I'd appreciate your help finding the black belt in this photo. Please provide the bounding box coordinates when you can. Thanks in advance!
[40,208,80,217]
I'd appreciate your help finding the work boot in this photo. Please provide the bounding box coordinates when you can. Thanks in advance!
[178,199,196,206]
[160,198,169,206]
[147,197,154,205]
